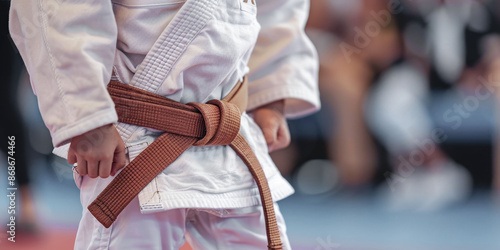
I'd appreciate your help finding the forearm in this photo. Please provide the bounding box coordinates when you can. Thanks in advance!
[9,0,119,147]
[248,0,320,118]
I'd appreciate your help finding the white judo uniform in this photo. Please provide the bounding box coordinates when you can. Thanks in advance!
[10,0,319,249]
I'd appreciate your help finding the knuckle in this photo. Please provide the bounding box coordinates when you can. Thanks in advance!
[76,140,92,153]
[87,155,97,161]
[102,155,112,162]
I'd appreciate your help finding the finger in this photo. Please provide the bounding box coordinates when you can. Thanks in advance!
[99,157,112,178]
[111,159,126,176]
[261,126,277,146]
[76,158,88,176]
[87,159,99,178]
[111,143,127,176]
[67,148,77,165]
[272,123,291,152]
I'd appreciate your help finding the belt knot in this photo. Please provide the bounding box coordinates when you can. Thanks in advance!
[188,99,241,146]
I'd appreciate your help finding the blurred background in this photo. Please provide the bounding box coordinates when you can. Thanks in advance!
[2,0,500,249]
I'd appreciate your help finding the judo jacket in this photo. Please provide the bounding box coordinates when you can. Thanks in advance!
[9,0,320,211]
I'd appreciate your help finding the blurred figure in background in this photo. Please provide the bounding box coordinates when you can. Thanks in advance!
[311,0,379,189]
[276,0,500,211]
[270,0,379,193]
[366,0,500,210]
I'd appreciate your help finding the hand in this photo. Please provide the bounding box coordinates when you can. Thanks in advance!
[68,124,126,178]
[252,100,290,152]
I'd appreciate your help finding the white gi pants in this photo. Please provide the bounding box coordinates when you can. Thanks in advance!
[73,169,291,250]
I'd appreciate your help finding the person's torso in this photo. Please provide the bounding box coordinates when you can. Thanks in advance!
[111,0,261,103]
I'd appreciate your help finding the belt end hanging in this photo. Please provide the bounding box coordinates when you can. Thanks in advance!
[88,200,116,228]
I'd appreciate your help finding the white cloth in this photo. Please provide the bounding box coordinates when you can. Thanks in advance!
[73,168,291,250]
[366,62,432,155]
[427,5,466,84]
[9,0,319,211]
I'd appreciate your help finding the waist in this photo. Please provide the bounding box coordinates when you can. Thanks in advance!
[112,60,249,104]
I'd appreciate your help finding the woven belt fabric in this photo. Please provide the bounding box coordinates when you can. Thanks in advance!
[87,77,283,249]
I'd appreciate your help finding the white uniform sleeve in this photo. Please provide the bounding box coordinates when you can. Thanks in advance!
[248,0,320,118]
[9,0,118,147]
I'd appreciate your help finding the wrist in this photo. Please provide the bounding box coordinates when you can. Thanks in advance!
[257,99,285,115]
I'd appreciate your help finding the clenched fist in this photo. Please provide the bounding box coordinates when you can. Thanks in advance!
[68,124,126,178]
[252,100,290,152]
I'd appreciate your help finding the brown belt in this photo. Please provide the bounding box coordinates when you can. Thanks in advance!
[87,77,283,250]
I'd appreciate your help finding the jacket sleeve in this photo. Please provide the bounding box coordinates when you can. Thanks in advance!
[248,0,320,118]
[9,0,118,147]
